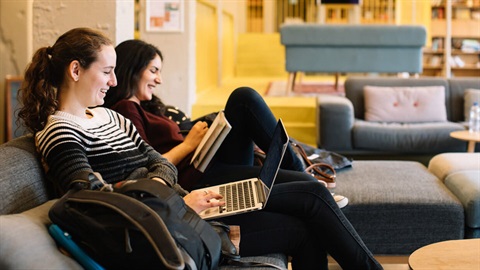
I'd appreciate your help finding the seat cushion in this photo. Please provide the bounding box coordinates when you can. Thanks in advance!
[428,153,480,181]
[0,200,83,270]
[445,171,480,228]
[353,120,466,153]
[335,161,464,254]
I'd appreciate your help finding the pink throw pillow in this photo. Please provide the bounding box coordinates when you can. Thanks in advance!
[364,85,447,122]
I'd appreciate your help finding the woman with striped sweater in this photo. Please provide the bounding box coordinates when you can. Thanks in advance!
[17,27,382,270]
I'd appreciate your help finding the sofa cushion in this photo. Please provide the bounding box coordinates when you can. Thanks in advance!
[353,120,466,153]
[344,77,449,120]
[464,89,480,122]
[444,170,480,229]
[220,254,288,269]
[449,79,480,122]
[0,135,49,215]
[364,85,447,122]
[428,153,480,181]
[0,200,83,270]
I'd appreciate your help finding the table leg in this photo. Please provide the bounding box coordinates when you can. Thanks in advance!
[467,141,476,153]
[286,72,297,96]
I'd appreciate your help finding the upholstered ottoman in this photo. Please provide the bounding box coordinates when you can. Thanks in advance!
[428,153,480,238]
[334,160,464,255]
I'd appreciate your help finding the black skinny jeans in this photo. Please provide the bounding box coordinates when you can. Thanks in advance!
[200,87,382,270]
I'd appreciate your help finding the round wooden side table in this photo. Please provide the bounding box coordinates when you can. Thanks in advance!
[450,130,480,153]
[408,239,480,270]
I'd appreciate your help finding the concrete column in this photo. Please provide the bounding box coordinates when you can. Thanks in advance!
[138,0,196,115]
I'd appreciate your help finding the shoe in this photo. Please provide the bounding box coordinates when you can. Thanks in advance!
[332,193,349,209]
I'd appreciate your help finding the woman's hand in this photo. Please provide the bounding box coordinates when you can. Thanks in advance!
[183,121,209,152]
[184,189,225,213]
[161,121,208,165]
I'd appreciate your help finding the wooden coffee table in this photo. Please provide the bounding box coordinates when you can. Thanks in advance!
[408,239,480,269]
[450,130,480,153]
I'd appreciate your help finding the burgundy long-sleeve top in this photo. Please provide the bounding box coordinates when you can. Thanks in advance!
[111,100,202,190]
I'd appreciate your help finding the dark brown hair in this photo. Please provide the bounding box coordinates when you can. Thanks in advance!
[18,27,113,133]
[103,39,165,114]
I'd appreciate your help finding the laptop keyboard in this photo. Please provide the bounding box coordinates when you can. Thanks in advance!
[219,181,256,213]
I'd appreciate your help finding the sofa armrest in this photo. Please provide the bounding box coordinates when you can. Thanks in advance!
[316,95,354,150]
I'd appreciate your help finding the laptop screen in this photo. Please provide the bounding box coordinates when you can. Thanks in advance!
[258,119,289,190]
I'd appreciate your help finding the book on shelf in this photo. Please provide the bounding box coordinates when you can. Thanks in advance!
[432,38,444,51]
[191,110,232,172]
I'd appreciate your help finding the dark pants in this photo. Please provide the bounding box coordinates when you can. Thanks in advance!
[200,87,382,269]
[216,86,304,171]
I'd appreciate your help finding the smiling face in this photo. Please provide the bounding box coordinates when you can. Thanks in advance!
[132,54,162,103]
[77,45,117,107]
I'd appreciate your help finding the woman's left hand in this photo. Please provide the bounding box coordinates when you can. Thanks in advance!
[184,189,224,213]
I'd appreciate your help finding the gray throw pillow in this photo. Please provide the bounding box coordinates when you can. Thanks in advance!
[464,89,480,122]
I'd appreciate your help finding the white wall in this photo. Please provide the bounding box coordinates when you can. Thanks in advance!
[0,0,136,143]
[0,0,199,140]
[0,0,32,143]
[31,0,130,49]
[138,0,195,115]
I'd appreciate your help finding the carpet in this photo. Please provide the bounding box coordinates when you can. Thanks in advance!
[265,81,345,96]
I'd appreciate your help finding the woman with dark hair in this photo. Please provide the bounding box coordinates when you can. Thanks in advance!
[103,39,382,270]
[105,40,340,191]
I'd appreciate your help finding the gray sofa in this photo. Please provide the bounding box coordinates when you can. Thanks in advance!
[1,134,476,267]
[317,77,480,164]
[0,135,287,270]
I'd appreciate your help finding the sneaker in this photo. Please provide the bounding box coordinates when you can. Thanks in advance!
[319,182,348,208]
[333,194,349,209]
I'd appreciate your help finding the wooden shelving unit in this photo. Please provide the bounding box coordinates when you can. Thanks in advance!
[247,0,264,32]
[424,0,480,77]
[361,0,396,24]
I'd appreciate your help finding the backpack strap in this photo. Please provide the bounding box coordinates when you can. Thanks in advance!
[113,179,221,268]
[65,189,185,270]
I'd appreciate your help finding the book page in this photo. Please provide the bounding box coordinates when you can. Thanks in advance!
[191,111,231,172]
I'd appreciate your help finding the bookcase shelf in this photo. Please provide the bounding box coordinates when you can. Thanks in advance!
[423,0,480,77]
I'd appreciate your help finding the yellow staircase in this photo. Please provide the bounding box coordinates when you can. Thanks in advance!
[193,33,318,146]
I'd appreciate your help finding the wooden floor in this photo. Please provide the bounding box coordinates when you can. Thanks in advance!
[287,256,411,269]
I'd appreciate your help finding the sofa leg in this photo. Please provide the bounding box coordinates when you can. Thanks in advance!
[286,72,297,95]
[334,73,339,90]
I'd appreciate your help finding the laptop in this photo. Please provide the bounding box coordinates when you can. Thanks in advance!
[196,119,289,220]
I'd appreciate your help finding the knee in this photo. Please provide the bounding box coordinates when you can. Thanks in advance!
[229,87,263,105]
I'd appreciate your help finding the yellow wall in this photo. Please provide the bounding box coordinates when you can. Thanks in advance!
[196,1,218,94]
[196,1,235,94]
[222,11,235,81]
[397,0,432,46]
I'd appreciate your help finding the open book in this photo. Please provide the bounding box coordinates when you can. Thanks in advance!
[191,111,231,172]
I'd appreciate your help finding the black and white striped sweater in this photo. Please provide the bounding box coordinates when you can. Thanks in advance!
[35,107,183,195]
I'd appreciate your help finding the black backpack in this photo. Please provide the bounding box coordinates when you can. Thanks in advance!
[49,179,222,270]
